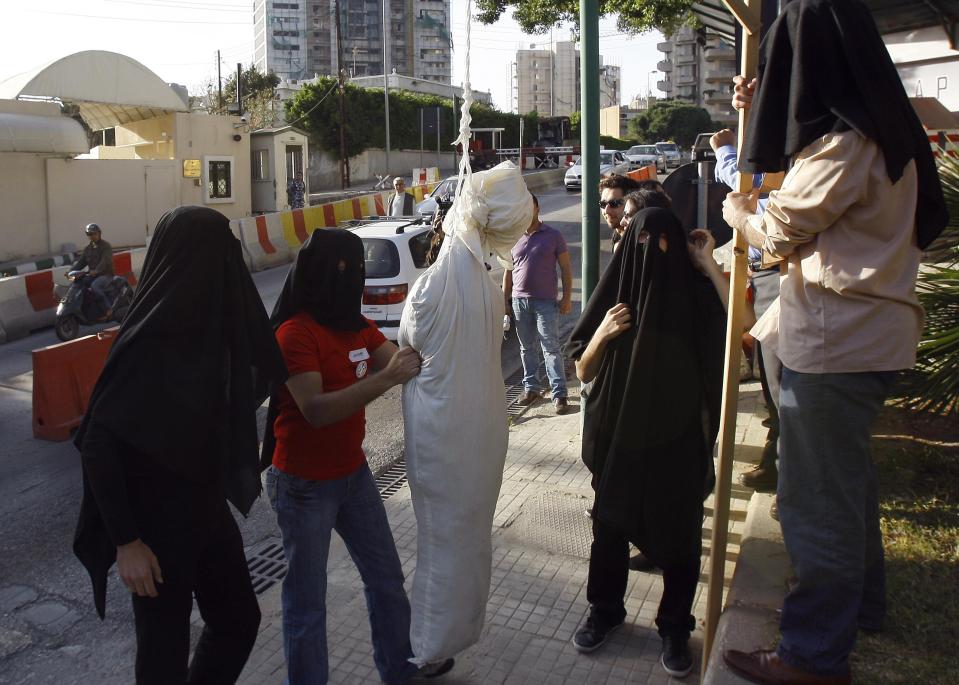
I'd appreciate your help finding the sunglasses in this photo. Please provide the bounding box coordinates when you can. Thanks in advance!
[599,199,625,209]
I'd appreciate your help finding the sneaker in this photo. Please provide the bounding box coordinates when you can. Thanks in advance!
[554,397,569,414]
[740,464,778,492]
[518,390,540,406]
[572,615,623,653]
[411,658,455,680]
[661,634,693,678]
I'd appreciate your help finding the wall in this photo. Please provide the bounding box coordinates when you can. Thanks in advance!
[0,154,49,261]
[600,105,623,138]
[172,113,252,220]
[45,159,178,251]
[307,147,457,190]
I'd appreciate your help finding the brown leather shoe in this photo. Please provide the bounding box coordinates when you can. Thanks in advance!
[517,391,540,406]
[553,397,569,414]
[723,650,850,685]
[740,464,778,492]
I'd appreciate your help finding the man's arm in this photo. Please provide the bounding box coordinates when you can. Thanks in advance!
[286,347,420,428]
[724,132,870,258]
[502,268,513,310]
[557,252,573,315]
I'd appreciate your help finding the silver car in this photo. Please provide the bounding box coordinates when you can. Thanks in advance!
[655,141,682,169]
[564,150,632,191]
[625,145,666,173]
[414,177,459,218]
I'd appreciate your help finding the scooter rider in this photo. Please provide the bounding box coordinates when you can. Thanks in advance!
[72,224,115,317]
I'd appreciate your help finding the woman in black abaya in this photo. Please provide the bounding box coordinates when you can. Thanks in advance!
[567,208,725,678]
[73,206,287,684]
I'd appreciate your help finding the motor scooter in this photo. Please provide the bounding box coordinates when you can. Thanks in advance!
[54,271,134,342]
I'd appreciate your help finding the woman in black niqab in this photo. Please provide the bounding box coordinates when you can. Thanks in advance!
[740,0,947,249]
[73,206,287,683]
[567,208,725,645]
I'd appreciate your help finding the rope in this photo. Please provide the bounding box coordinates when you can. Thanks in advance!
[453,0,474,195]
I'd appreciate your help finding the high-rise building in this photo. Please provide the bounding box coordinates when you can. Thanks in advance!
[656,27,736,125]
[515,41,620,116]
[253,0,451,85]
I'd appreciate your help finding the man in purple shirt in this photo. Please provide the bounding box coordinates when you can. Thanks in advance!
[503,194,574,414]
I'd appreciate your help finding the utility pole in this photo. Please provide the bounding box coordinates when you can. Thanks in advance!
[580,0,600,302]
[236,62,243,115]
[382,0,391,176]
[334,0,350,188]
[549,27,554,117]
[216,50,222,111]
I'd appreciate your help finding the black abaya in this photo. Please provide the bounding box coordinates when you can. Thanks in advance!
[73,206,288,618]
[568,208,725,568]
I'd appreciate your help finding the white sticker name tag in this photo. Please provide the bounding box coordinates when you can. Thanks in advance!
[349,348,370,363]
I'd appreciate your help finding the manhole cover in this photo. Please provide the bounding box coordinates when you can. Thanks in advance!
[246,540,287,595]
[375,459,408,500]
[511,490,594,559]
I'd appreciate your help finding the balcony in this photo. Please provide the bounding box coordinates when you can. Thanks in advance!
[676,71,697,86]
[657,80,672,93]
[704,45,735,61]
[674,51,696,65]
[703,88,732,105]
[704,68,734,83]
[657,41,672,52]
[656,60,672,72]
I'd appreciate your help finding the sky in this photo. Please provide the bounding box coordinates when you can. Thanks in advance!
[0,0,665,112]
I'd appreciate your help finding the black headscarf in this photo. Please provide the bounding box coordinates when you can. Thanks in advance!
[741,0,947,249]
[568,208,726,566]
[258,228,369,470]
[270,228,368,332]
[74,206,287,510]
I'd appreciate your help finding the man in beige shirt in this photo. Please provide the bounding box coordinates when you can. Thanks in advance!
[717,2,946,685]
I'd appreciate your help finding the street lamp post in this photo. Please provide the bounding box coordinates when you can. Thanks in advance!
[382,0,391,176]
[647,70,657,108]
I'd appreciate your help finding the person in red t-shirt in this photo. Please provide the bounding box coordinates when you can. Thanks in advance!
[261,229,454,685]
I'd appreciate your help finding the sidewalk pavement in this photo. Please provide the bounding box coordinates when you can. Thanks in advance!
[239,378,768,684]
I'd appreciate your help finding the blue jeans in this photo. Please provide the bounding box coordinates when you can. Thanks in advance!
[90,274,113,313]
[266,464,418,685]
[776,368,896,676]
[512,297,567,399]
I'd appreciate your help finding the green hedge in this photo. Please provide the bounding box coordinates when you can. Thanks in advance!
[286,78,541,160]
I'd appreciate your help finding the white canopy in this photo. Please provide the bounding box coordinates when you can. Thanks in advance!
[0,111,89,154]
[0,51,189,131]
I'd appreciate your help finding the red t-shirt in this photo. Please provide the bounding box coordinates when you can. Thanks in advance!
[272,312,387,481]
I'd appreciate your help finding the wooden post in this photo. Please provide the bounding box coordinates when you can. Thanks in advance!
[701,0,762,678]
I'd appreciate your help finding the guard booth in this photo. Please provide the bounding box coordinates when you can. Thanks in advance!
[250,126,310,214]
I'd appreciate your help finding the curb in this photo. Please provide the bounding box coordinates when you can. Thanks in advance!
[704,491,791,685]
[0,253,76,279]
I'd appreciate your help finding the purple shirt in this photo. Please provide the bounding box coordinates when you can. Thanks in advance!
[510,223,568,300]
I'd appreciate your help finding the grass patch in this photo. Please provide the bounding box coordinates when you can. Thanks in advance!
[850,406,959,685]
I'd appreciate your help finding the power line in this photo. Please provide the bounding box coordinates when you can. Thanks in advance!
[22,8,252,24]
[103,0,250,11]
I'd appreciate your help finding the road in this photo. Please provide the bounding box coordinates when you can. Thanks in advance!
[0,186,623,683]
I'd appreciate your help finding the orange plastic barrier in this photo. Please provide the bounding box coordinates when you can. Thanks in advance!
[32,328,118,441]
[626,164,658,182]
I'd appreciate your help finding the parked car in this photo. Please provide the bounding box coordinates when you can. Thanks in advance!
[351,219,433,341]
[564,150,631,191]
[625,144,666,173]
[414,177,459,218]
[655,141,682,169]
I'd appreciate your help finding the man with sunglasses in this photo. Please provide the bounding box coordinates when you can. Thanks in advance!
[598,175,640,252]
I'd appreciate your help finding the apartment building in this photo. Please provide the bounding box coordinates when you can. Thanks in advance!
[253,0,451,85]
[657,26,736,125]
[515,41,620,116]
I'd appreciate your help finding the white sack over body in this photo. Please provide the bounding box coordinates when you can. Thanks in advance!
[399,162,534,664]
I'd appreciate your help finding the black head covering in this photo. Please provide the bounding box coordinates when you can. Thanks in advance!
[568,208,726,566]
[270,228,368,332]
[741,0,947,249]
[74,206,288,512]
[258,228,369,471]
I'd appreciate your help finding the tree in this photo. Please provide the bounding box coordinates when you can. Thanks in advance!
[475,0,696,35]
[205,65,281,130]
[627,100,712,147]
